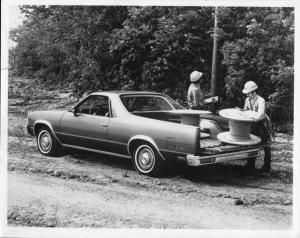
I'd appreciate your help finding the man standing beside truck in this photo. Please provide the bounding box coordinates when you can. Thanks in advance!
[242,81,272,173]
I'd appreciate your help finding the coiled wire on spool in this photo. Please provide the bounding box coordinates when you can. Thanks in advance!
[228,120,252,141]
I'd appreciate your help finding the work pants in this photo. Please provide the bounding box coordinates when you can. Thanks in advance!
[247,118,272,169]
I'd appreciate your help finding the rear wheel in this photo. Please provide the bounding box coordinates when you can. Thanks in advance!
[37,127,60,156]
[133,143,165,177]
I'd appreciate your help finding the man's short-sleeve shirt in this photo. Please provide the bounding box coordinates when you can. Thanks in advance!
[244,95,266,120]
[187,84,204,109]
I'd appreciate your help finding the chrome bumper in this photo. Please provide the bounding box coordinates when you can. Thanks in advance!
[186,148,261,167]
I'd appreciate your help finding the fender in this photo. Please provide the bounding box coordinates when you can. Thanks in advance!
[33,120,62,144]
[127,135,166,161]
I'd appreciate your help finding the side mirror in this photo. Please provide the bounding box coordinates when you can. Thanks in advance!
[73,107,79,116]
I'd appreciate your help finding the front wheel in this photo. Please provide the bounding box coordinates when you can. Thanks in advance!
[37,127,60,156]
[133,144,165,177]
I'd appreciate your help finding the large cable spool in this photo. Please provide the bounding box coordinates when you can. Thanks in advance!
[217,108,261,145]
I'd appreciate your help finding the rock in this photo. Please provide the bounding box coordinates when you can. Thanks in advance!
[110,177,119,183]
[251,199,260,205]
[46,168,54,174]
[8,211,17,220]
[138,182,147,188]
[187,187,195,193]
[95,175,110,185]
[122,171,129,177]
[46,221,56,227]
[53,170,61,177]
[81,176,90,182]
[68,174,76,179]
[28,168,35,172]
[279,172,286,178]
[234,199,244,205]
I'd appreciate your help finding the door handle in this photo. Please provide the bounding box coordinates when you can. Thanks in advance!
[101,123,108,127]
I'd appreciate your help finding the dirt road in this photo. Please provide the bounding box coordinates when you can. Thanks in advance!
[6,82,293,229]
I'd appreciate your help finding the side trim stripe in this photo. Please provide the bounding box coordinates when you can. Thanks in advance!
[56,132,128,145]
[62,144,131,159]
[47,131,188,159]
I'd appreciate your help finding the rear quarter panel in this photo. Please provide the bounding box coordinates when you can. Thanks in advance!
[107,114,200,161]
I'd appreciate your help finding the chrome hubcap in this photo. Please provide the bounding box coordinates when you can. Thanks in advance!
[137,147,155,171]
[39,131,52,152]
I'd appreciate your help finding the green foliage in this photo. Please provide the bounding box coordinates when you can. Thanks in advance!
[10,6,128,96]
[110,7,214,101]
[9,6,294,125]
[220,7,294,123]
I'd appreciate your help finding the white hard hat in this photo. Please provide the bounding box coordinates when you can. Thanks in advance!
[242,81,258,94]
[190,71,203,83]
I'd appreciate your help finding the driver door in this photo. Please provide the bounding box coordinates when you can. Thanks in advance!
[57,95,110,151]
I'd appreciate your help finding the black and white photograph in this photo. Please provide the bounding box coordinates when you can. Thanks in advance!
[1,0,299,237]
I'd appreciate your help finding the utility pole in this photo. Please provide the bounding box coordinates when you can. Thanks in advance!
[210,7,218,114]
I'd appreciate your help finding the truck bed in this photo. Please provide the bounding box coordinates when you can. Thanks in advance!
[200,138,261,155]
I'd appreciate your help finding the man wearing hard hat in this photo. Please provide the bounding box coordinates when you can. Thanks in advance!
[187,71,205,109]
[242,81,272,172]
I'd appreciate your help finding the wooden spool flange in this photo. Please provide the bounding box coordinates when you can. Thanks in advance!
[217,108,261,145]
[169,109,211,126]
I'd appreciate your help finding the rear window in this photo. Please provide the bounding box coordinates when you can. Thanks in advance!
[120,95,174,112]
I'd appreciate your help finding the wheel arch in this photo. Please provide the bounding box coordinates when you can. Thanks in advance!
[34,120,62,145]
[127,135,166,161]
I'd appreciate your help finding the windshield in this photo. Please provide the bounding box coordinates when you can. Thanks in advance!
[120,94,186,112]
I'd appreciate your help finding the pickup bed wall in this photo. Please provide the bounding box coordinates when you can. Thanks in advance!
[132,111,182,124]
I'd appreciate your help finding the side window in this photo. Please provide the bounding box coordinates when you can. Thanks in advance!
[77,95,110,116]
[77,96,95,114]
[95,96,110,116]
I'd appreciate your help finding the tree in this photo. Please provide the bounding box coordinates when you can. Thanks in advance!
[110,7,215,102]
[9,6,294,125]
[220,7,294,123]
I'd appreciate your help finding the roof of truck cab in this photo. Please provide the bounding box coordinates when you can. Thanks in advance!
[89,91,164,96]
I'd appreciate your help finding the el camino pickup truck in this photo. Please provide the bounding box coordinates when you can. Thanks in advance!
[27,91,262,176]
